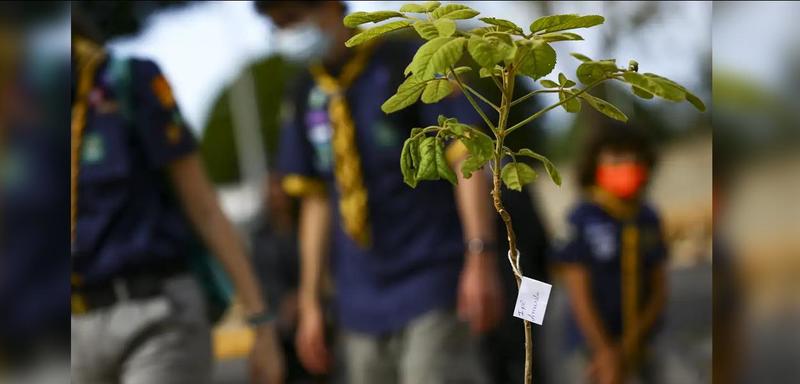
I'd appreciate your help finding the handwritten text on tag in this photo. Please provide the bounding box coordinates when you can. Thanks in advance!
[513,276,552,325]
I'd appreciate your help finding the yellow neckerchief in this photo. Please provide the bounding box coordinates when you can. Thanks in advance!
[70,36,106,312]
[589,186,642,370]
[71,37,106,247]
[308,41,376,248]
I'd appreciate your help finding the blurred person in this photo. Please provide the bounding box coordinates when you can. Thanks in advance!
[552,121,668,384]
[255,1,504,383]
[0,3,70,380]
[70,8,284,384]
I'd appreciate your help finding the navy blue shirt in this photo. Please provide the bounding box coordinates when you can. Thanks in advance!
[279,40,480,334]
[553,199,667,350]
[72,57,197,285]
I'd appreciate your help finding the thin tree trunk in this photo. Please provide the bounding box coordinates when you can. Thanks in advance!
[492,66,534,384]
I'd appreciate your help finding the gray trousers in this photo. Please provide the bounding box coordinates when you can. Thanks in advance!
[71,274,212,384]
[341,310,488,384]
[561,344,698,384]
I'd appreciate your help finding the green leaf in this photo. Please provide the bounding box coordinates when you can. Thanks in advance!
[345,20,413,47]
[559,90,581,113]
[479,66,502,78]
[578,92,628,122]
[642,73,706,111]
[540,79,559,88]
[421,79,454,103]
[437,115,449,126]
[452,66,472,75]
[400,137,419,187]
[416,137,438,180]
[435,137,458,184]
[409,129,423,166]
[343,11,405,27]
[515,40,556,80]
[408,36,465,80]
[621,72,681,101]
[576,60,618,84]
[516,148,561,186]
[381,76,427,113]
[501,162,537,191]
[479,17,523,34]
[400,1,441,13]
[684,91,706,112]
[469,26,496,36]
[631,85,654,99]
[407,37,451,78]
[540,31,584,42]
[448,122,470,136]
[529,14,579,33]
[485,31,514,45]
[530,14,604,34]
[403,61,414,76]
[460,129,494,178]
[468,35,515,68]
[422,1,442,11]
[434,18,456,37]
[558,72,576,88]
[413,21,440,40]
[570,52,592,62]
[431,3,479,20]
[430,37,466,78]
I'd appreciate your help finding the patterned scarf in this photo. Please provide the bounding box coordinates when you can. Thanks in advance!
[308,42,376,248]
[70,37,106,246]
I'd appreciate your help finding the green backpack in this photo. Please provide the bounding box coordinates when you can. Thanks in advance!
[107,56,233,324]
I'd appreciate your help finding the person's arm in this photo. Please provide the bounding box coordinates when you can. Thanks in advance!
[295,194,332,374]
[453,156,503,333]
[563,263,614,351]
[563,263,621,384]
[167,153,284,382]
[167,153,266,316]
[297,194,331,311]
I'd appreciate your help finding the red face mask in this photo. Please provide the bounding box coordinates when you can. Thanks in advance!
[595,163,647,199]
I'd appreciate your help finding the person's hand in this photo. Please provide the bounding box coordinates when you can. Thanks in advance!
[457,251,504,334]
[295,302,330,374]
[587,344,622,384]
[249,323,286,384]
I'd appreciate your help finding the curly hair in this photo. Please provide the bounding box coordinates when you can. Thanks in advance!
[575,119,658,189]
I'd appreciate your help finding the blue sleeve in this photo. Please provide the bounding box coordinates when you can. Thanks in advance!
[276,89,326,197]
[553,208,592,265]
[277,114,317,178]
[130,59,196,168]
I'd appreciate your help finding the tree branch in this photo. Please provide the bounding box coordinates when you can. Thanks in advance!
[449,67,497,133]
[409,126,442,141]
[510,89,560,107]
[505,79,606,135]
[459,81,500,111]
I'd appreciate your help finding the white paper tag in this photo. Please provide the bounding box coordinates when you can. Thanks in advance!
[513,276,552,325]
